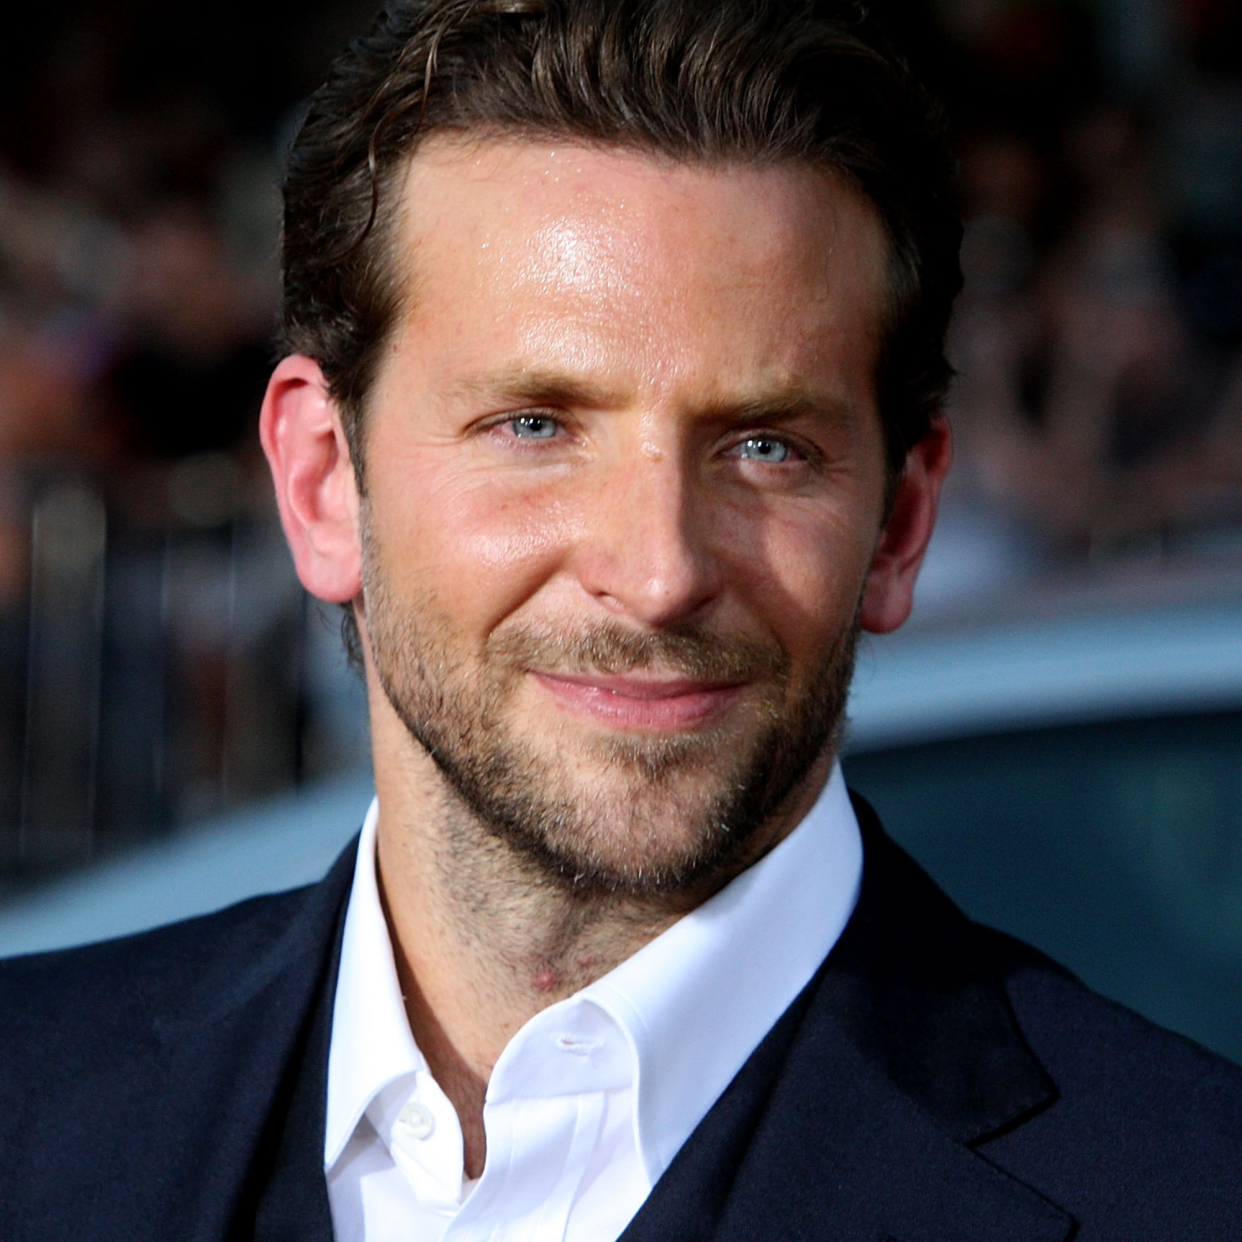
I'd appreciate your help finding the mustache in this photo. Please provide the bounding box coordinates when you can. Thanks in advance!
[487,622,789,684]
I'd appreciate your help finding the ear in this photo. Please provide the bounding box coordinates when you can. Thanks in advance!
[858,416,952,635]
[260,355,363,604]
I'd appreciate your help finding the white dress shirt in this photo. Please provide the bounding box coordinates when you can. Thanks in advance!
[325,764,863,1242]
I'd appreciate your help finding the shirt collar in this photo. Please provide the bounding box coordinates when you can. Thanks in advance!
[324,765,862,1181]
[325,797,424,1169]
[582,763,861,1181]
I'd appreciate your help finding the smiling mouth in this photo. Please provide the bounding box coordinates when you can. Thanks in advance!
[530,670,747,730]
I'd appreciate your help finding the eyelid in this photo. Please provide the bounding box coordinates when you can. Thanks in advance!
[479,407,563,430]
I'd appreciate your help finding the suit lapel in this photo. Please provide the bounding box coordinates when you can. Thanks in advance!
[616,963,821,1242]
[149,839,354,1242]
[621,799,1074,1242]
[249,872,346,1242]
[708,969,1072,1242]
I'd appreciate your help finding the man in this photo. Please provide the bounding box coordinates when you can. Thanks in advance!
[2,2,1240,1239]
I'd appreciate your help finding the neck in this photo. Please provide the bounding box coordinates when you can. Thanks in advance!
[372,760,682,1176]
[369,714,829,1179]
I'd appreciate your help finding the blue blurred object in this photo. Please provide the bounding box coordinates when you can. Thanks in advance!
[0,772,371,958]
[848,589,1242,750]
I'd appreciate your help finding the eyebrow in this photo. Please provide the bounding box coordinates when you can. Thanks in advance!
[447,368,629,411]
[705,392,857,428]
[448,367,859,427]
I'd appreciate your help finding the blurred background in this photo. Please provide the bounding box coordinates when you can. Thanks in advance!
[0,0,379,883]
[0,0,1240,1060]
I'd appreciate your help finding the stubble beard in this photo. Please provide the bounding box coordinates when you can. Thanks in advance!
[363,542,859,899]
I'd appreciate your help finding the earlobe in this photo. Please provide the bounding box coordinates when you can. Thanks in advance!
[259,355,363,605]
[858,416,952,635]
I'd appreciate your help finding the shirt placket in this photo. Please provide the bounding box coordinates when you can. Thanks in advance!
[382,1071,468,1213]
[445,1005,631,1241]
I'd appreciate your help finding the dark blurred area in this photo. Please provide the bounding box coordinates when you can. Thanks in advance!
[0,0,380,884]
[916,0,1242,599]
[0,0,1238,885]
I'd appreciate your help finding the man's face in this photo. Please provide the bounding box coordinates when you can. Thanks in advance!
[358,137,891,893]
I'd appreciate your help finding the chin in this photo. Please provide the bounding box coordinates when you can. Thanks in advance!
[434,731,791,897]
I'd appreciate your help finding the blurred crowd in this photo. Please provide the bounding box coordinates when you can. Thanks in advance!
[0,0,1239,877]
[0,0,377,878]
[929,0,1242,594]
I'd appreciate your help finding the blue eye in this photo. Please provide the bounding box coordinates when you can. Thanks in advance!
[738,437,790,463]
[510,415,558,439]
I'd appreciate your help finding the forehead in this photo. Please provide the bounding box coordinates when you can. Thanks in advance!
[387,134,889,402]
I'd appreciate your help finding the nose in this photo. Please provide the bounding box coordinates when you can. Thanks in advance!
[572,449,723,628]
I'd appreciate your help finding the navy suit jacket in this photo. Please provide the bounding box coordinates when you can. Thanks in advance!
[3,797,1241,1240]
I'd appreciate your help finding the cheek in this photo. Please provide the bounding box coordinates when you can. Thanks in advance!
[716,499,875,653]
[373,462,580,634]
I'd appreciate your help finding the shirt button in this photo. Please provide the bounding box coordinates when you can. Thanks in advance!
[398,1100,435,1140]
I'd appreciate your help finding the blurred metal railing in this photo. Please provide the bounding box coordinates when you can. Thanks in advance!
[0,456,368,886]
[20,480,107,867]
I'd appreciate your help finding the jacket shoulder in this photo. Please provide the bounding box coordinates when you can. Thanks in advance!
[841,798,1242,1234]
[850,791,1242,1133]
[982,930,1242,1229]
[0,840,356,1240]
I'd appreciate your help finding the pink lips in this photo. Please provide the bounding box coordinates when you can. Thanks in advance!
[531,671,745,730]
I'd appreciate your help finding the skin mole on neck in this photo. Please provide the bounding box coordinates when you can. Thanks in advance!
[533,968,562,992]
